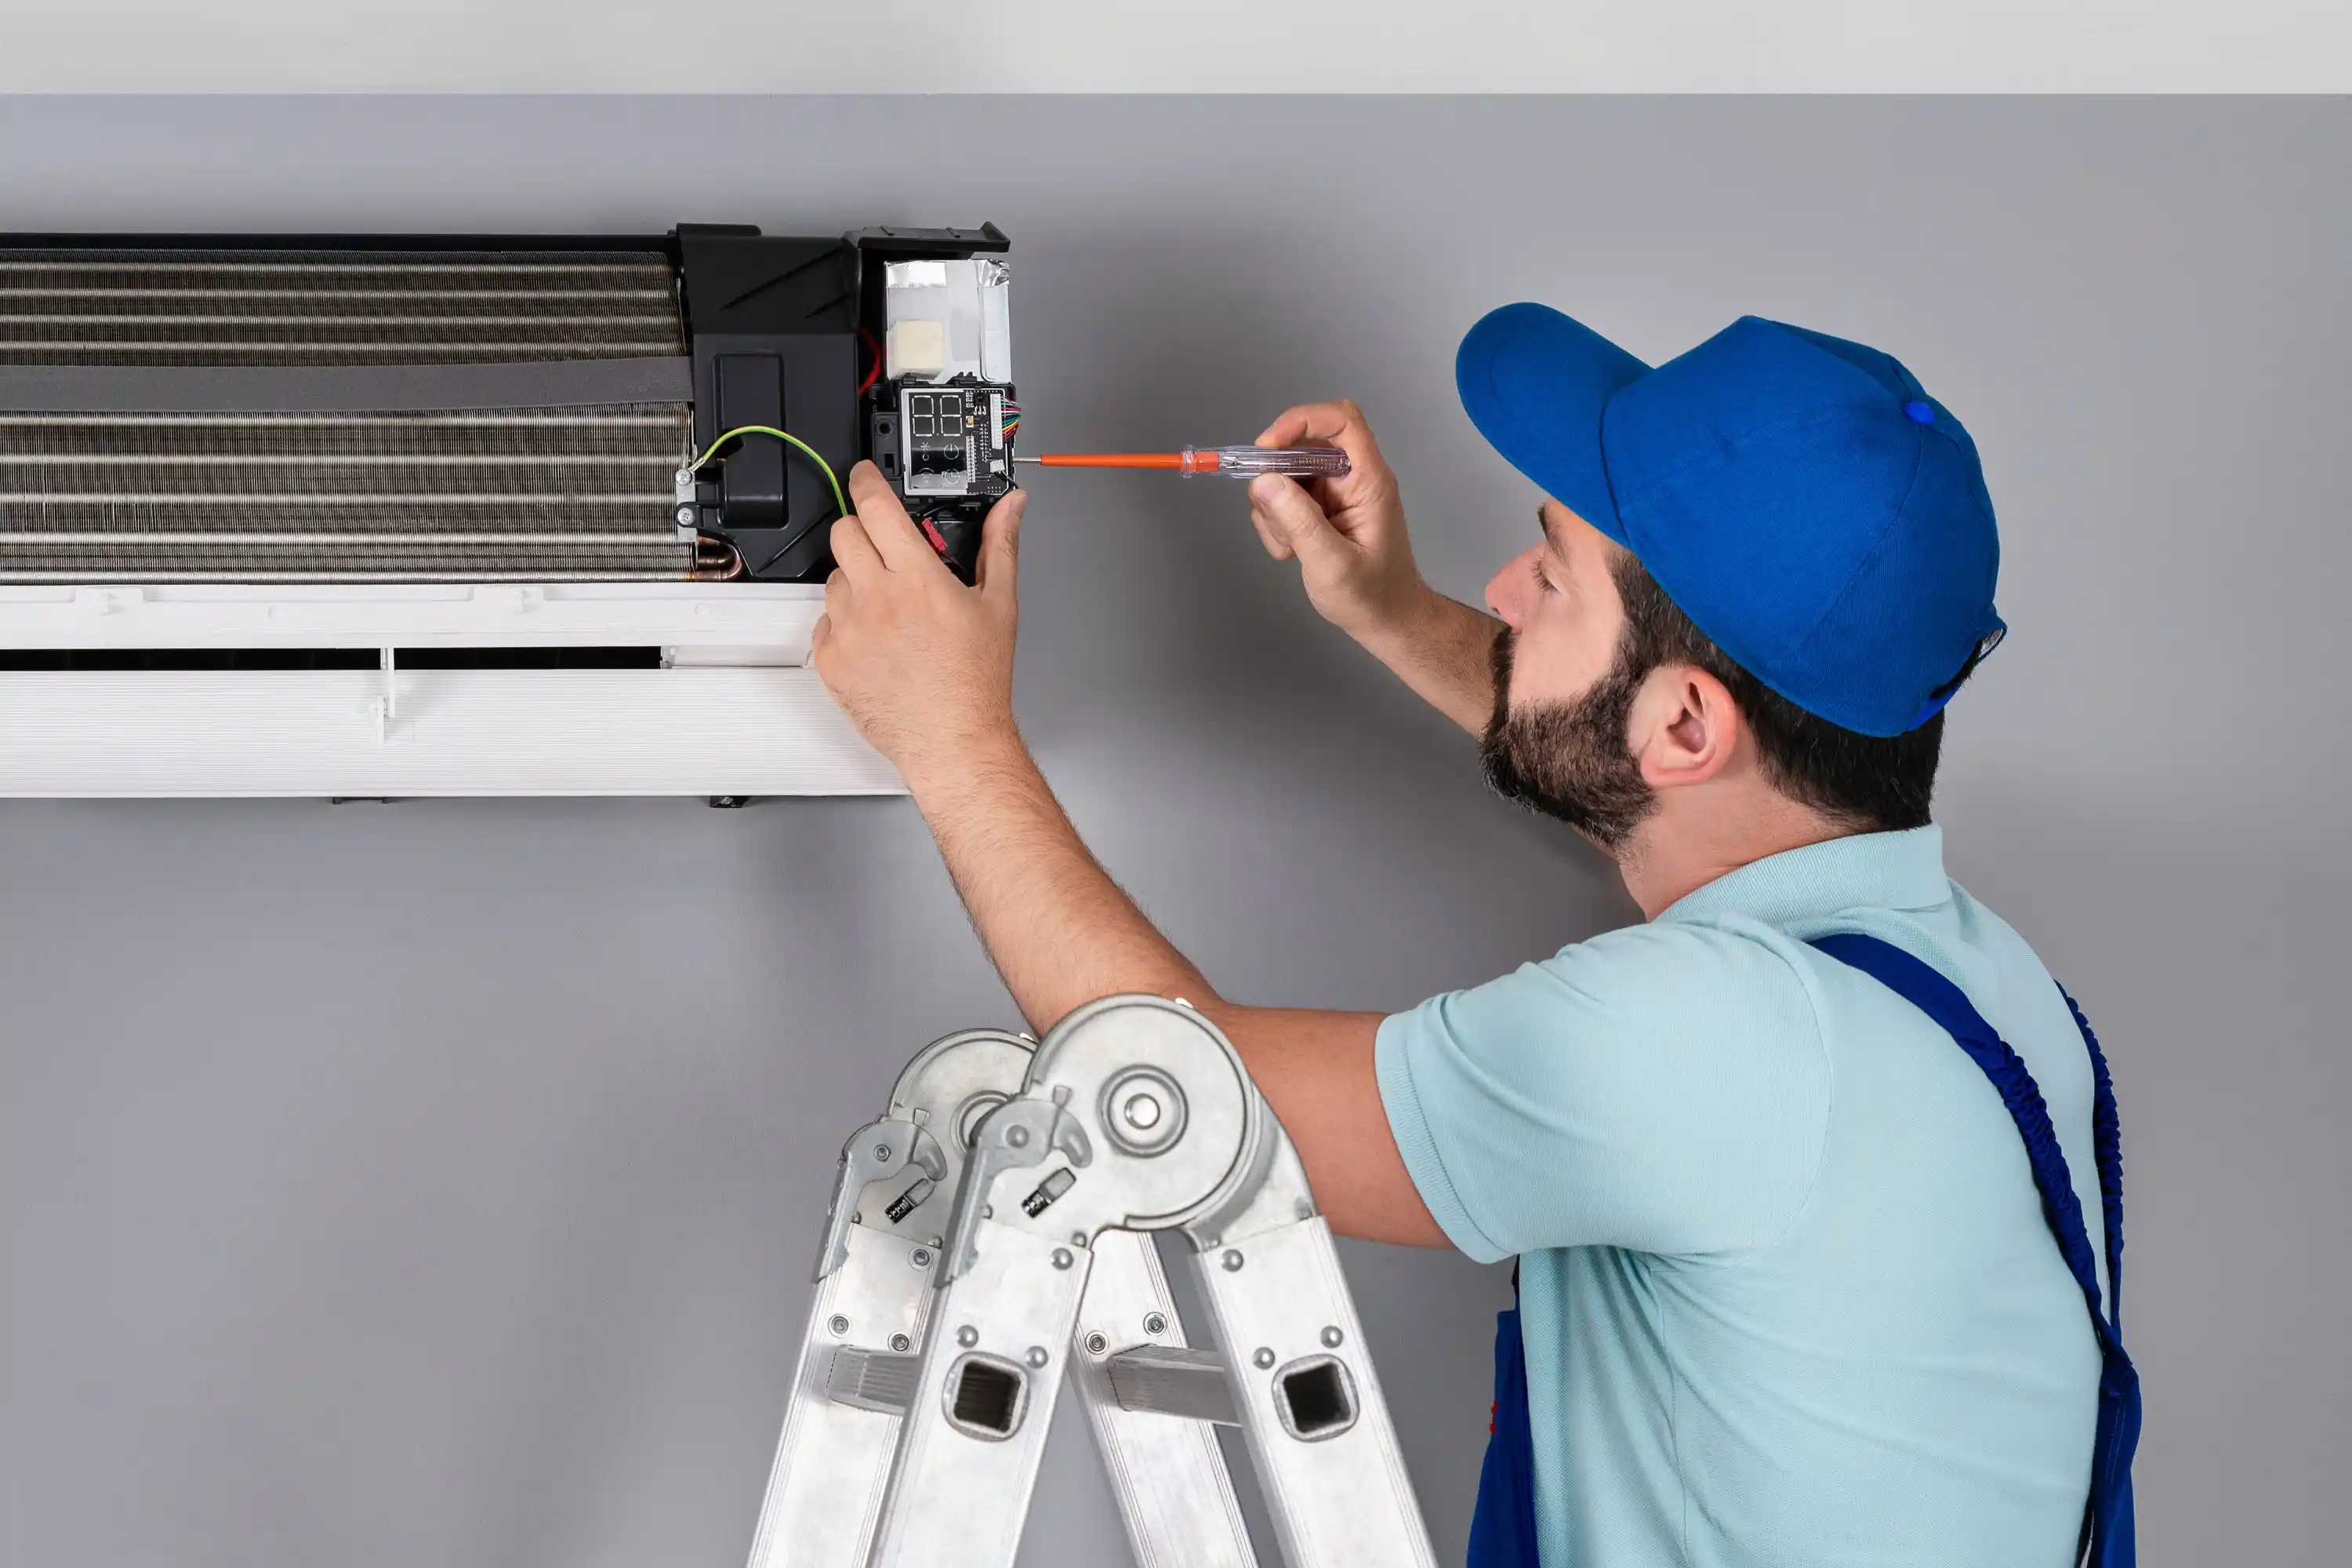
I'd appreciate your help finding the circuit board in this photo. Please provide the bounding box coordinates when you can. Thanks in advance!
[886,382,1017,501]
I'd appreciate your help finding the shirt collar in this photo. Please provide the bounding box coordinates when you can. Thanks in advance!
[1658,825,1951,928]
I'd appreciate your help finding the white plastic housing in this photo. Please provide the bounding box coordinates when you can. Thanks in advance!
[0,583,901,797]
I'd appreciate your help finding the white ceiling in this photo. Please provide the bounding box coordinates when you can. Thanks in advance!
[0,0,2343,93]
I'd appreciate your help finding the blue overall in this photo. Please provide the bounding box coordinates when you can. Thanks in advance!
[1465,934,2140,1568]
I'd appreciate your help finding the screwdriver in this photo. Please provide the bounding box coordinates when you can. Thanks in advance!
[1010,445,1350,479]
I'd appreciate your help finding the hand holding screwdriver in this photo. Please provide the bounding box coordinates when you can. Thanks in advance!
[1240,400,1423,640]
[1247,400,1502,735]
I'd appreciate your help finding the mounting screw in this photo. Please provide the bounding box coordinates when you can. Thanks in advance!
[910,1248,933,1269]
[1320,1326,1344,1348]
[674,504,698,526]
[1252,1347,1276,1370]
[873,1143,891,1160]
[1084,1332,1109,1356]
[1007,1125,1031,1149]
[889,1333,912,1352]
[1143,1312,1168,1335]
[674,468,695,487]
[1025,1346,1050,1369]
[828,1314,850,1336]
[1221,1250,1244,1272]
[1051,1248,1074,1270]
[957,1325,979,1348]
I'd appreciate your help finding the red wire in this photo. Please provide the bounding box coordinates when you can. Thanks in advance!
[855,321,955,563]
[855,325,881,397]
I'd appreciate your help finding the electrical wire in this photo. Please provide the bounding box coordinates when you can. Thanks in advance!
[855,325,882,398]
[688,425,848,519]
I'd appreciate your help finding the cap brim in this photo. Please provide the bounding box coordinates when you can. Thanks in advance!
[1455,303,1650,543]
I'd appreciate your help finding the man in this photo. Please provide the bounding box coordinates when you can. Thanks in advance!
[809,303,2127,1566]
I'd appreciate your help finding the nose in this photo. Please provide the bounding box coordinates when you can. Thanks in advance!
[1486,545,1537,629]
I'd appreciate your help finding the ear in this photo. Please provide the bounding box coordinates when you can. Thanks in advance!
[1628,663,1744,793]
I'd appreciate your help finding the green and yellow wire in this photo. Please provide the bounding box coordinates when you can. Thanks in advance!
[688,425,848,519]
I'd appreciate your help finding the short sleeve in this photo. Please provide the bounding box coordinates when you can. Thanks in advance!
[1376,920,1831,1261]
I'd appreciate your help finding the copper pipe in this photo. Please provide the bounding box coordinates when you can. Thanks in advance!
[690,536,746,581]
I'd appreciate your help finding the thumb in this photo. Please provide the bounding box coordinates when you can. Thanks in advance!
[1249,474,1346,564]
[978,488,1025,606]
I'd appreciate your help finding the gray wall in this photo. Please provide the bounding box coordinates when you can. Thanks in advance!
[1,97,2343,1566]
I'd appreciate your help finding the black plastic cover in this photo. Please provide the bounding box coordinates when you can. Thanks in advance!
[677,226,861,579]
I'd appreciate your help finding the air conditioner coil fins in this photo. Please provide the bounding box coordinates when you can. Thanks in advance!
[0,248,698,583]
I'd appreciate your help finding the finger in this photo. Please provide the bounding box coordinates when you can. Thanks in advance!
[808,611,833,669]
[977,488,1027,607]
[1248,504,1297,561]
[1249,472,1348,564]
[1254,403,1319,448]
[845,459,938,572]
[1253,400,1392,491]
[1252,399,1354,447]
[829,513,883,579]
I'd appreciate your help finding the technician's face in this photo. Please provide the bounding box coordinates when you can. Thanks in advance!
[1482,499,1627,713]
[1477,499,1659,851]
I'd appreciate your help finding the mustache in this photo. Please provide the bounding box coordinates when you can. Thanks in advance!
[1484,626,1515,740]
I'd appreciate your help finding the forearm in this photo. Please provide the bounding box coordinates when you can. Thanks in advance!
[1351,583,1504,735]
[899,733,1448,1247]
[903,732,1214,1032]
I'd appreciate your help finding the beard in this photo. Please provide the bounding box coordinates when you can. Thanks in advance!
[1479,627,1657,850]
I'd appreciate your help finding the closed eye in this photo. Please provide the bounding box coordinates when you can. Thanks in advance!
[1535,550,1566,597]
[1534,505,1568,595]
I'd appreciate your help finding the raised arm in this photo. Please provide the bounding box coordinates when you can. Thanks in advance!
[1246,400,1504,735]
[811,461,1447,1247]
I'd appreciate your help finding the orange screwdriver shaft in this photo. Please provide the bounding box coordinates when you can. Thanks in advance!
[1030,452,1217,472]
[1011,446,1349,479]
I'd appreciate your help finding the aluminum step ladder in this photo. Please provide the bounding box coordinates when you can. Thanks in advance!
[743,995,1438,1568]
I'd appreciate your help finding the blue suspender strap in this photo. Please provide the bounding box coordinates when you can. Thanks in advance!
[1809,933,2140,1568]
[1466,1262,1542,1568]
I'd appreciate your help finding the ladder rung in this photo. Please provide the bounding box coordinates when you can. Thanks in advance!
[1103,1345,1239,1427]
[825,1346,921,1415]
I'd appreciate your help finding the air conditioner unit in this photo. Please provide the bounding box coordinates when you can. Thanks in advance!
[0,222,1019,799]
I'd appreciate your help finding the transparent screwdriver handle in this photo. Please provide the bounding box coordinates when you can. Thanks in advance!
[1182,446,1352,479]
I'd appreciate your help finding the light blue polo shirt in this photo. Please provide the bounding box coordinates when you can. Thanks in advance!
[1377,826,2104,1568]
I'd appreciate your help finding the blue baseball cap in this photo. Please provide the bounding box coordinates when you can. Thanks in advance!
[1456,305,2005,737]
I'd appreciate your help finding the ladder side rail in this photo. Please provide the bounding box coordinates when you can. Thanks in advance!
[863,1215,1094,1568]
[745,1031,1034,1568]
[746,1218,938,1568]
[1187,1146,1439,1568]
[1069,1228,1261,1568]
